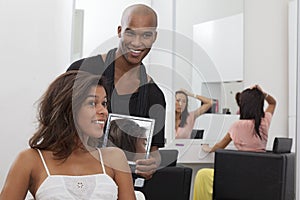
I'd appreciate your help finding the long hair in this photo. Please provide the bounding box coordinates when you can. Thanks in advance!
[108,119,146,160]
[239,88,265,139]
[175,91,189,127]
[29,71,107,160]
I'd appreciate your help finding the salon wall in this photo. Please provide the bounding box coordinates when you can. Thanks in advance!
[75,0,151,58]
[0,0,73,188]
[243,0,289,146]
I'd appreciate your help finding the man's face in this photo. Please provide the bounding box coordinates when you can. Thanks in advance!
[118,14,157,65]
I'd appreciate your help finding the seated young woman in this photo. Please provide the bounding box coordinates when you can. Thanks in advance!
[0,71,136,200]
[193,85,276,200]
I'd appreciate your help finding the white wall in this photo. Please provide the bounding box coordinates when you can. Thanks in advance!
[244,0,289,147]
[288,0,297,151]
[75,0,151,58]
[0,0,73,188]
[193,13,244,82]
[174,0,243,90]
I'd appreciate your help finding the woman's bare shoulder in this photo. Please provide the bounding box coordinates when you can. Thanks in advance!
[6,148,41,176]
[100,147,129,169]
[101,147,125,158]
[15,148,40,163]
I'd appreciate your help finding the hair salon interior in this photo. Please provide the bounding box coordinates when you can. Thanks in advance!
[1,0,300,199]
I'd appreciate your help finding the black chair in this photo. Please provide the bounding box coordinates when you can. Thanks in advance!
[213,138,295,200]
[136,149,193,200]
[190,129,204,139]
[159,149,179,167]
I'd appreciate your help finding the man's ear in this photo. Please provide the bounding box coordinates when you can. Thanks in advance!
[117,26,122,38]
[153,31,158,43]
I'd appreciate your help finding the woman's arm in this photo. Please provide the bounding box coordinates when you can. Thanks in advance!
[263,93,276,115]
[179,89,213,119]
[0,149,33,200]
[109,148,136,200]
[202,133,232,153]
[255,85,276,115]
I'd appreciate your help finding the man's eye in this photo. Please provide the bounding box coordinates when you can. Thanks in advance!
[125,30,135,37]
[143,32,153,39]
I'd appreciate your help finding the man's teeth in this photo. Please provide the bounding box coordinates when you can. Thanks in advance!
[130,49,141,53]
[94,120,104,124]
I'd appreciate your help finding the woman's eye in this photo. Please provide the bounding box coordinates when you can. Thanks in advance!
[88,101,96,106]
[102,101,108,108]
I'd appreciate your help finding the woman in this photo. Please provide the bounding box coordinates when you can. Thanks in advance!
[0,71,136,200]
[193,85,276,200]
[175,89,213,139]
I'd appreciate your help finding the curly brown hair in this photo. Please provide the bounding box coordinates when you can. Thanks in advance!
[29,71,107,160]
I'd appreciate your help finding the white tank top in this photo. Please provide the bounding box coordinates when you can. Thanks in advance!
[35,148,118,200]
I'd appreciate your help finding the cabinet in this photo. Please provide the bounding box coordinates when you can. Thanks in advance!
[192,13,243,83]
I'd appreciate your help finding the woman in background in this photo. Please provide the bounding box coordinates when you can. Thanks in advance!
[0,71,136,200]
[193,85,276,200]
[235,91,241,114]
[175,89,212,139]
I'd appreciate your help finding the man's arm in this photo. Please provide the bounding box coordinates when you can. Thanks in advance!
[135,146,161,180]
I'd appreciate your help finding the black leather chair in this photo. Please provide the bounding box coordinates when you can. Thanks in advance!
[135,149,193,200]
[213,138,295,200]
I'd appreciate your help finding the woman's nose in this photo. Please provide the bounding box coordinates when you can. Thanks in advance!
[96,105,108,116]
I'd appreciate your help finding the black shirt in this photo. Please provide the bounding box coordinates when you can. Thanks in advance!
[67,50,166,147]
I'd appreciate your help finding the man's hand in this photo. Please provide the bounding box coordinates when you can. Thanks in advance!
[135,156,157,180]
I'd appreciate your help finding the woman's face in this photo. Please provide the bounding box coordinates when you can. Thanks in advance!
[77,86,108,139]
[133,135,147,161]
[135,137,147,153]
[176,93,187,113]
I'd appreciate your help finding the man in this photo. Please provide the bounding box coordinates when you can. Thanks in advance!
[67,4,166,180]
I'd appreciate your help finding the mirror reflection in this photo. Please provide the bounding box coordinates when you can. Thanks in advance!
[175,89,213,139]
[172,0,244,140]
[102,114,155,163]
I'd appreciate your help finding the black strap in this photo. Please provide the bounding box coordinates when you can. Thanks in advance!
[103,48,149,116]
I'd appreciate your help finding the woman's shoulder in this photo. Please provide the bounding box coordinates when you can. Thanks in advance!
[11,148,41,172]
[100,147,129,171]
[16,148,40,161]
[101,146,123,153]
[101,147,126,160]
[231,119,253,129]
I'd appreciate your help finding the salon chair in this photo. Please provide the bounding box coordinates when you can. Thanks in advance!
[213,138,295,200]
[135,149,192,200]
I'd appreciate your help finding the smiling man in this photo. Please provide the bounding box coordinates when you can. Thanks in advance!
[67,4,166,180]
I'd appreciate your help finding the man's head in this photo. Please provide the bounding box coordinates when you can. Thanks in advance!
[117,4,158,65]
